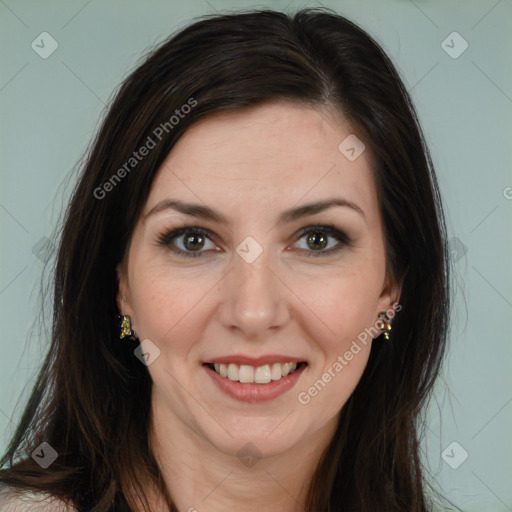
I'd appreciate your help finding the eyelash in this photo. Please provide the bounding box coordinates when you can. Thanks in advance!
[156,225,351,259]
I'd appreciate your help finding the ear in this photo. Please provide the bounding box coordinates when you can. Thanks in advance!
[375,272,402,321]
[115,263,132,316]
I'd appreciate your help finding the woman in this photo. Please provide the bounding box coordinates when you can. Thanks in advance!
[0,7,451,512]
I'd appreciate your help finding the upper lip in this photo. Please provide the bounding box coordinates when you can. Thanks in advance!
[203,354,307,366]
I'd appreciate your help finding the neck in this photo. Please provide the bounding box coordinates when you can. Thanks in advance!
[146,401,338,512]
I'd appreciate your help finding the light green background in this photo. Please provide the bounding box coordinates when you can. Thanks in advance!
[1,1,511,511]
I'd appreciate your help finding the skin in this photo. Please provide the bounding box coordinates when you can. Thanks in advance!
[117,101,401,512]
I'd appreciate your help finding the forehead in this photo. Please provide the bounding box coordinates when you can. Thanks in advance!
[146,101,378,221]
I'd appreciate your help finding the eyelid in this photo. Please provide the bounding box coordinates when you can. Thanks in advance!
[289,225,351,257]
[292,224,350,244]
[157,226,217,247]
[156,224,351,258]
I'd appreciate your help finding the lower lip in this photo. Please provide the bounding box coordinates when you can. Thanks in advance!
[203,364,306,403]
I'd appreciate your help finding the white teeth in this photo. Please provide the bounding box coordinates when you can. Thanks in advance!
[211,361,299,383]
[271,363,282,381]
[239,365,254,383]
[254,365,271,384]
[227,363,239,381]
[281,362,292,376]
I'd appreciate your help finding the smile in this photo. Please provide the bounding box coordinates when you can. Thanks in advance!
[202,360,308,403]
[204,361,305,384]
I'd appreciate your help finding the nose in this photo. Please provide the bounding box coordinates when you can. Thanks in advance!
[218,248,291,339]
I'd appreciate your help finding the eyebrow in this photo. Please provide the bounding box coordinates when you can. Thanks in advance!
[143,197,366,225]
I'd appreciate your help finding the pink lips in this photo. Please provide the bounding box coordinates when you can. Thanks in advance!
[203,361,307,403]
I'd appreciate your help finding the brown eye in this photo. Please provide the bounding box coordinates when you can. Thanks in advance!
[293,225,350,257]
[183,232,205,251]
[158,227,217,258]
[306,231,328,251]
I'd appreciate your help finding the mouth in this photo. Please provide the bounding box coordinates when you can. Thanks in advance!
[202,361,307,384]
[202,360,308,403]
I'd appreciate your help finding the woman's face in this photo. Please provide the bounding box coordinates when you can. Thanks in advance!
[117,101,400,459]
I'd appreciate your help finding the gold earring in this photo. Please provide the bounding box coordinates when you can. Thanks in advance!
[117,314,137,341]
[377,312,392,341]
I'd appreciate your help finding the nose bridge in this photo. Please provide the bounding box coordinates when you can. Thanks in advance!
[219,244,289,336]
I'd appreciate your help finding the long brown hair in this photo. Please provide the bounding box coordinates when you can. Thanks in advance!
[0,8,452,511]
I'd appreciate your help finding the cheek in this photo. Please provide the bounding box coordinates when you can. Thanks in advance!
[293,266,382,352]
[297,277,375,415]
[129,269,203,346]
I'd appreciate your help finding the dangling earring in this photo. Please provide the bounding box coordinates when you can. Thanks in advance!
[377,311,392,341]
[117,314,137,341]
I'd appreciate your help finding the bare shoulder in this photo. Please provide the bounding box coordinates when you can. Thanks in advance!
[0,485,77,511]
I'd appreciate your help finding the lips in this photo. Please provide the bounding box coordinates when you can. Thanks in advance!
[203,361,307,402]
[201,354,308,402]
